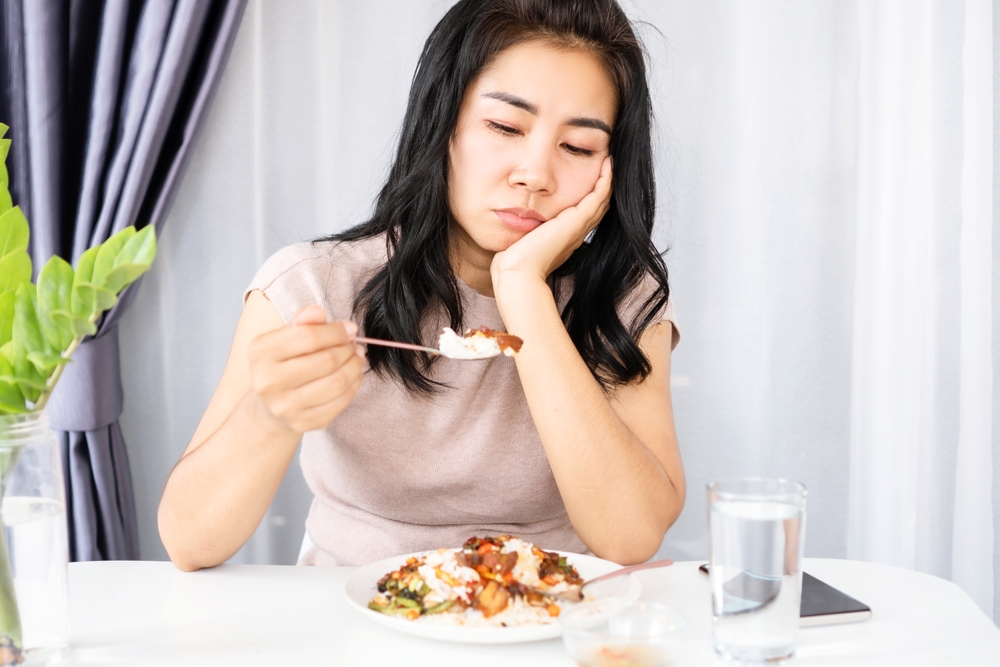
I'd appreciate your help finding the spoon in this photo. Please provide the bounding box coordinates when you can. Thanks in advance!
[354,336,500,360]
[354,336,443,356]
[542,558,674,603]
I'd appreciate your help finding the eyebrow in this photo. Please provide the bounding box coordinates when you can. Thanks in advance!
[482,91,612,136]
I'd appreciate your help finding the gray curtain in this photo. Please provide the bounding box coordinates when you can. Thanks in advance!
[0,0,247,560]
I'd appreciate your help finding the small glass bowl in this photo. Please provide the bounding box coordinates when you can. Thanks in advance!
[560,601,686,667]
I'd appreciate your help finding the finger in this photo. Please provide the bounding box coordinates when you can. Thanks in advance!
[281,367,364,432]
[592,158,613,203]
[256,341,361,394]
[282,355,364,411]
[254,319,358,361]
[567,159,614,221]
[292,304,328,325]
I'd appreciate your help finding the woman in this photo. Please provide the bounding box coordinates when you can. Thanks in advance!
[159,0,684,570]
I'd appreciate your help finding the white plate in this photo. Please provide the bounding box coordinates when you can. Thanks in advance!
[344,550,638,644]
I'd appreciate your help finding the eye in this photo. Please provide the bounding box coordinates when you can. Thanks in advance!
[486,120,521,136]
[562,143,595,157]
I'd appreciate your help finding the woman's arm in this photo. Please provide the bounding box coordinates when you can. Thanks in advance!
[492,158,684,564]
[158,292,363,571]
[498,276,682,564]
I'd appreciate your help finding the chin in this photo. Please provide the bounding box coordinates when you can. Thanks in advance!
[491,234,525,253]
[468,230,524,254]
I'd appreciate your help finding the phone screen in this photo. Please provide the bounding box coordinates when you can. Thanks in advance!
[699,564,871,626]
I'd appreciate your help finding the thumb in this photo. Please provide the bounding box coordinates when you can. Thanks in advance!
[292,304,327,325]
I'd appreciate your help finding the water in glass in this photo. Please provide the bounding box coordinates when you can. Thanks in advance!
[0,412,70,666]
[2,497,69,657]
[708,480,806,665]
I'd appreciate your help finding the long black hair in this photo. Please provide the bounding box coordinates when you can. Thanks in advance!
[327,0,670,394]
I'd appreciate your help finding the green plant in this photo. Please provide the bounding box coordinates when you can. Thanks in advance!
[0,129,156,414]
[0,122,157,663]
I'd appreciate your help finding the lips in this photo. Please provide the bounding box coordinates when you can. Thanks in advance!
[494,208,546,233]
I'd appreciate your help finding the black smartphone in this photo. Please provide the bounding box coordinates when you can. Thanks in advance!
[698,563,872,627]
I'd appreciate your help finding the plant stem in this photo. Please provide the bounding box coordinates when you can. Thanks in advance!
[0,454,22,665]
[32,326,89,412]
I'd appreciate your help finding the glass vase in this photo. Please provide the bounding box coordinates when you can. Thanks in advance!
[0,411,69,666]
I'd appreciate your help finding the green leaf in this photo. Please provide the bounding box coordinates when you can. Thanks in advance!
[0,397,30,415]
[0,374,47,392]
[92,227,135,287]
[0,352,26,415]
[25,351,66,376]
[0,342,12,365]
[0,250,31,295]
[0,138,9,191]
[37,256,75,352]
[0,132,10,216]
[51,310,96,338]
[74,245,98,284]
[0,206,30,259]
[12,283,49,402]
[117,225,156,268]
[102,263,151,294]
[0,291,12,348]
[0,369,46,404]
[0,387,28,414]
[75,283,116,312]
[101,226,156,293]
[71,246,100,318]
[13,283,47,356]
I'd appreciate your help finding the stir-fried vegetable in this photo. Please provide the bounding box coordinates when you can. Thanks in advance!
[368,536,583,623]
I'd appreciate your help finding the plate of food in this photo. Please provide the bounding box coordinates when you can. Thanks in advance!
[343,535,641,644]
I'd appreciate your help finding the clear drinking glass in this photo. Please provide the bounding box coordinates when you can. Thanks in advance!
[707,478,806,665]
[0,412,69,666]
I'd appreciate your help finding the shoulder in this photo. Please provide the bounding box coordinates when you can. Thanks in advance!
[557,270,680,351]
[619,272,681,351]
[244,235,389,323]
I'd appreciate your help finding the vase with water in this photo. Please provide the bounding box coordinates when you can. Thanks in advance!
[0,411,68,666]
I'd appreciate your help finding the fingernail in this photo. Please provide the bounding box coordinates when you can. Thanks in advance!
[344,322,358,337]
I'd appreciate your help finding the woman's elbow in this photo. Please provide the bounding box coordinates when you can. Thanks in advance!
[158,501,212,572]
[605,486,685,565]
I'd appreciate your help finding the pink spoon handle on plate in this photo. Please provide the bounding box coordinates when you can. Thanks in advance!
[585,558,674,588]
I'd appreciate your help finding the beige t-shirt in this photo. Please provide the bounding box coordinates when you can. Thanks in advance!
[245,235,679,566]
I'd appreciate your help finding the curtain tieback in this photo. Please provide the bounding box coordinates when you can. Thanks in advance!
[46,327,124,432]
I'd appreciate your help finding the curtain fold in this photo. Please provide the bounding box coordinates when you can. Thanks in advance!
[0,0,247,561]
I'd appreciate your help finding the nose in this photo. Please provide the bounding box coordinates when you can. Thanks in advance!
[507,141,555,195]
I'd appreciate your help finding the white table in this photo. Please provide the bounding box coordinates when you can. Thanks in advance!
[61,558,999,666]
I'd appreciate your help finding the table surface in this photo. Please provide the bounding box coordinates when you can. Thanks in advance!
[61,558,1000,666]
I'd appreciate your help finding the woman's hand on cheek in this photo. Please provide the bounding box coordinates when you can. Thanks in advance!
[491,157,612,294]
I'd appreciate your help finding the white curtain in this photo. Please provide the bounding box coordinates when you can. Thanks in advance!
[117,0,999,622]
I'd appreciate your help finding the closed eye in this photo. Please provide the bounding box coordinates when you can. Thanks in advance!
[563,143,595,157]
[486,120,521,136]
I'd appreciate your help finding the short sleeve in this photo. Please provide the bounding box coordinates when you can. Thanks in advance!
[618,273,681,351]
[243,243,332,324]
[244,237,388,325]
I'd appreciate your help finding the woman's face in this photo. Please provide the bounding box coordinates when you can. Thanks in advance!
[448,40,617,257]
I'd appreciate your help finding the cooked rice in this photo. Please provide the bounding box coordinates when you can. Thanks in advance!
[369,536,581,627]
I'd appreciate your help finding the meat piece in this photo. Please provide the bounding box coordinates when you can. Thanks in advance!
[475,580,511,618]
[468,327,523,354]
